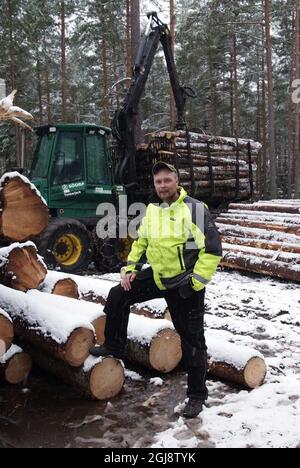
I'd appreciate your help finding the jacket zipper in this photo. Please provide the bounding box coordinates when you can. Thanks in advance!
[177,246,185,271]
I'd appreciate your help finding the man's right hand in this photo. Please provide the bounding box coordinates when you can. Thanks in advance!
[121,273,137,291]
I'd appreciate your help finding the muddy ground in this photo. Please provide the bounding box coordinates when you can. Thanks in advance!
[0,363,220,448]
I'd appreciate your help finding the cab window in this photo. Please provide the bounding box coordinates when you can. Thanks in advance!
[52,132,83,185]
[86,134,110,185]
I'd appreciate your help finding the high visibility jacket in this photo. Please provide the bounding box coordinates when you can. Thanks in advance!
[125,188,223,291]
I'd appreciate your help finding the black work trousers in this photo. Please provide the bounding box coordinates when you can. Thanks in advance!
[103,274,208,402]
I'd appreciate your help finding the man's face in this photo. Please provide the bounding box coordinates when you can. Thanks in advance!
[153,169,179,201]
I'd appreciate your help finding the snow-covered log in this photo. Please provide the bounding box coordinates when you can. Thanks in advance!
[29,289,107,347]
[229,201,300,214]
[0,173,49,241]
[0,344,32,384]
[0,286,95,367]
[221,251,300,282]
[207,337,267,389]
[221,236,300,255]
[126,314,182,373]
[0,308,13,358]
[42,271,170,319]
[217,217,300,235]
[40,278,180,373]
[20,342,124,400]
[0,242,47,291]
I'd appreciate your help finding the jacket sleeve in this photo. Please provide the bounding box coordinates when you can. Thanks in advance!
[124,212,148,274]
[190,206,223,291]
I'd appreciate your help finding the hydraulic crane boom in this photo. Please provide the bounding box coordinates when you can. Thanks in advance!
[112,12,196,187]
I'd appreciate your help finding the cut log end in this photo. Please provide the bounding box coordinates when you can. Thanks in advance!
[52,279,79,299]
[5,352,32,384]
[90,357,125,400]
[64,328,95,367]
[8,246,47,291]
[0,177,49,241]
[244,357,267,389]
[92,316,107,346]
[149,329,182,373]
[0,315,14,354]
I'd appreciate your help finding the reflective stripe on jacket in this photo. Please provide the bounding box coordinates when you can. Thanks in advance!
[125,187,223,291]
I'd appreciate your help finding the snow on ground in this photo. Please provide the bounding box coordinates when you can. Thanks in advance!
[152,270,300,449]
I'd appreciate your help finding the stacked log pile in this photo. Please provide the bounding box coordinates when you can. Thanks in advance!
[217,200,300,282]
[0,173,48,385]
[0,285,124,399]
[136,130,261,204]
[40,271,267,388]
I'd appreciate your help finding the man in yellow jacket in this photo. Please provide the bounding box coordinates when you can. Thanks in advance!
[91,162,223,418]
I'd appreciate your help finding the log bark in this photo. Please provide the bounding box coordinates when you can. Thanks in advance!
[0,309,14,358]
[19,342,124,400]
[0,345,32,384]
[221,211,300,226]
[208,355,267,389]
[222,243,300,265]
[229,202,300,214]
[221,251,300,282]
[221,235,300,254]
[217,217,300,235]
[0,174,49,241]
[0,243,47,291]
[0,285,95,367]
[217,222,300,244]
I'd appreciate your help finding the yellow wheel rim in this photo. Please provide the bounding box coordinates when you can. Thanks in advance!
[116,237,134,262]
[53,234,83,267]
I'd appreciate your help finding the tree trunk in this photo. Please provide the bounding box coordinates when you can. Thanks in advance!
[37,58,43,125]
[61,0,68,123]
[232,34,241,138]
[102,36,110,127]
[264,0,277,198]
[130,0,142,145]
[294,0,300,197]
[45,68,52,123]
[169,0,176,128]
[209,52,217,135]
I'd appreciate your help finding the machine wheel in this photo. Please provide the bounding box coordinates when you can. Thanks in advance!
[92,215,134,273]
[37,218,92,273]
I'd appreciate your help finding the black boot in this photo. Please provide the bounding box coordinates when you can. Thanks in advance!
[183,398,204,418]
[89,345,123,360]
